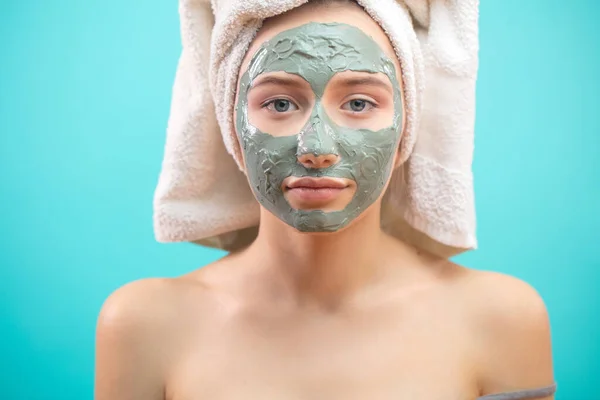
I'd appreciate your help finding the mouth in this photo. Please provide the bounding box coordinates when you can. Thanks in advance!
[283,177,353,208]
[286,177,349,190]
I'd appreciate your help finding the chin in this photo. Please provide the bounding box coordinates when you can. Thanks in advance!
[285,209,353,233]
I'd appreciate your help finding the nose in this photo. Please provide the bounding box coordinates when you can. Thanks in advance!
[297,153,340,169]
[296,110,340,169]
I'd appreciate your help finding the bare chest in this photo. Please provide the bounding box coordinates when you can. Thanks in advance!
[166,308,478,400]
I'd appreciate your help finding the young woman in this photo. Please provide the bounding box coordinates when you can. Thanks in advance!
[95,1,556,399]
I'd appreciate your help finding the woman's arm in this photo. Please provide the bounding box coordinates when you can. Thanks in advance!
[95,280,169,400]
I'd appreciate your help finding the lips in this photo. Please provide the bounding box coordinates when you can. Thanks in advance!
[286,177,349,190]
[283,177,352,208]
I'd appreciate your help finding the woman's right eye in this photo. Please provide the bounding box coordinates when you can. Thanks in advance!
[263,99,299,113]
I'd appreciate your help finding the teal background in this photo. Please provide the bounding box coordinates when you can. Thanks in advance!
[0,0,597,398]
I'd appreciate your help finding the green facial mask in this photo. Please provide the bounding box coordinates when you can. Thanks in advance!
[235,22,403,232]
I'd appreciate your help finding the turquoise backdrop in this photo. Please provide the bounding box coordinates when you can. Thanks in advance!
[0,0,598,398]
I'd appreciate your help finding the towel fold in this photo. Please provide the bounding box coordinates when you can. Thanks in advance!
[153,0,480,258]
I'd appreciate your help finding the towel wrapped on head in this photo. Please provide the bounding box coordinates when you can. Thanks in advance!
[153,0,480,258]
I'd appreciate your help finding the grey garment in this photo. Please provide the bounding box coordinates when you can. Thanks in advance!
[477,383,557,400]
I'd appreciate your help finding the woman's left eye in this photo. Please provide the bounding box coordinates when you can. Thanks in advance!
[342,99,375,113]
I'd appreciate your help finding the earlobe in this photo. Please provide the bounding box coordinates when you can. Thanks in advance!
[392,96,407,170]
[393,151,403,169]
[235,135,248,175]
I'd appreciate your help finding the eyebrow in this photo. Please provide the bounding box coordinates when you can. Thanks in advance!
[249,74,394,93]
[336,76,393,94]
[250,75,308,90]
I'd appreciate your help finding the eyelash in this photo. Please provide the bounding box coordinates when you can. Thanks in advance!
[341,98,378,114]
[261,98,299,113]
[261,98,378,114]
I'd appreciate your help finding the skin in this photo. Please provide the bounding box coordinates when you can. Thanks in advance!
[95,3,555,400]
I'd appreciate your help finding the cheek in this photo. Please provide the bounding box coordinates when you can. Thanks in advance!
[243,136,299,203]
[248,107,310,138]
[328,104,395,131]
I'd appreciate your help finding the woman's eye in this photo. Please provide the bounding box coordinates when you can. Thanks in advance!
[264,99,299,113]
[342,99,375,113]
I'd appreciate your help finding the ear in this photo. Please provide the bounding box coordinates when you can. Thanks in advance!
[393,75,408,170]
[393,108,407,169]
[231,78,248,175]
[393,148,402,169]
[232,117,249,176]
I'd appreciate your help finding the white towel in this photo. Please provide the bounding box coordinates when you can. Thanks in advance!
[153,0,480,258]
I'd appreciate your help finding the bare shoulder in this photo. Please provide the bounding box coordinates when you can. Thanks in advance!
[97,256,245,334]
[95,274,222,399]
[456,269,550,325]
[96,269,227,338]
[96,277,197,364]
[453,268,555,395]
[99,277,194,326]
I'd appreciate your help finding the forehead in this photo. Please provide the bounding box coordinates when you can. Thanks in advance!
[247,23,395,82]
[237,3,401,83]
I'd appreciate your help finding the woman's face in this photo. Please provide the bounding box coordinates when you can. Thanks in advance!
[234,4,404,233]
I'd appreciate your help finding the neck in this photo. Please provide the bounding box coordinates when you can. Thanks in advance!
[249,204,392,308]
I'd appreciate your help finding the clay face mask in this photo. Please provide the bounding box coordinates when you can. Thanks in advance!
[235,22,403,232]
